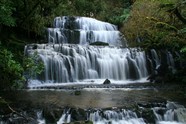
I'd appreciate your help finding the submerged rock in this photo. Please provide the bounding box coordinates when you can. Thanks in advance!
[74,90,81,95]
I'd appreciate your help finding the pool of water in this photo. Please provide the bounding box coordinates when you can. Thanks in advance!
[0,83,186,124]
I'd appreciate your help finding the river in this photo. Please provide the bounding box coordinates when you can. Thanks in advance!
[1,83,186,124]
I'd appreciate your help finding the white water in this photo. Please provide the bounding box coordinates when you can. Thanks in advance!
[27,78,148,88]
[48,16,123,46]
[2,103,185,124]
[55,102,186,124]
[88,110,145,124]
[53,16,117,30]
[57,109,71,124]
[25,16,135,86]
[37,110,46,124]
[153,102,186,124]
[25,44,149,87]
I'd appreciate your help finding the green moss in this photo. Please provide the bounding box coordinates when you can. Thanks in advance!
[74,90,81,96]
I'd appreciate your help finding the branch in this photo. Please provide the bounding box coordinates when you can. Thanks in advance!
[1,97,32,121]
[7,104,34,121]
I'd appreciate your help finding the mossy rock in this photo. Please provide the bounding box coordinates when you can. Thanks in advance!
[71,108,86,121]
[74,90,81,95]
[89,41,109,46]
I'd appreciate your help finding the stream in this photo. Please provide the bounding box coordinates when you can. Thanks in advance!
[0,83,186,124]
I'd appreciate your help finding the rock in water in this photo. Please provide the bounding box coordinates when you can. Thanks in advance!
[74,90,81,95]
[103,79,111,84]
[89,41,109,46]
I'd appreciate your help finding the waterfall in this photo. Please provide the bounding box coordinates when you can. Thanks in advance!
[25,44,149,85]
[150,49,160,69]
[55,102,186,124]
[152,102,186,124]
[56,109,146,124]
[47,16,124,46]
[88,109,145,124]
[25,16,148,86]
[1,101,185,124]
[25,16,178,87]
[37,110,46,124]
[57,109,71,124]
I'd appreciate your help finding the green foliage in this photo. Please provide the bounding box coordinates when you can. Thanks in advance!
[0,45,24,90]
[108,8,130,27]
[180,46,186,53]
[155,22,178,31]
[122,0,186,49]
[23,51,44,81]
[0,43,44,90]
[178,27,186,34]
[74,0,105,17]
[157,0,176,5]
[0,97,7,105]
[0,0,132,39]
[0,0,16,26]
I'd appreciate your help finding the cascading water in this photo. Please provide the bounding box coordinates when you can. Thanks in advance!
[88,109,145,124]
[56,108,146,124]
[48,16,123,46]
[26,45,148,84]
[25,16,149,87]
[57,109,71,124]
[152,102,186,124]
[55,102,186,124]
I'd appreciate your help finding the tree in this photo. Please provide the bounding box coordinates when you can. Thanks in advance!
[0,45,23,90]
[122,0,186,49]
[0,0,15,27]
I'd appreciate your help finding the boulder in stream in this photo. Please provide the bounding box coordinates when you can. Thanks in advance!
[103,79,111,84]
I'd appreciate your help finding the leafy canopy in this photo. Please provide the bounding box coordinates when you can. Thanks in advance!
[0,0,15,26]
[0,44,23,89]
[122,0,186,49]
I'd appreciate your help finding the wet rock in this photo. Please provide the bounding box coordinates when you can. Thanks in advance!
[43,107,63,123]
[103,79,111,84]
[155,76,164,83]
[138,102,166,108]
[89,41,109,46]
[134,104,156,123]
[71,108,86,121]
[140,109,155,123]
[32,44,37,49]
[67,120,93,124]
